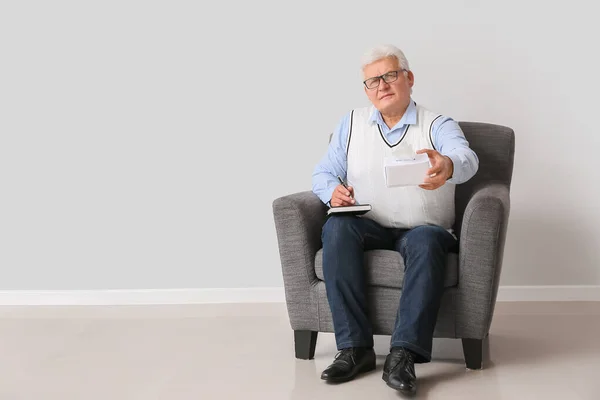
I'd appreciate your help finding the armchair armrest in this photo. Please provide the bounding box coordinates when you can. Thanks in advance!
[456,183,511,338]
[272,190,328,330]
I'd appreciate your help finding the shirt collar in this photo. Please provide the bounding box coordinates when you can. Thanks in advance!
[369,99,417,129]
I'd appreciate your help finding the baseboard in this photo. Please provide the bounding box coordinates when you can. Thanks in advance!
[496,285,600,302]
[0,286,598,306]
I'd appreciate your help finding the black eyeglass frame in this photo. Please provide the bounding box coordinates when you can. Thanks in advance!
[363,69,408,90]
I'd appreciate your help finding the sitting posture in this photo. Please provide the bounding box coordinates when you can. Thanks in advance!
[311,44,479,395]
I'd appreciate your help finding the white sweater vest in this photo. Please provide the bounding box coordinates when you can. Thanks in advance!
[346,105,456,230]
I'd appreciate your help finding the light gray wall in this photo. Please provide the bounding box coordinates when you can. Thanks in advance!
[1,1,598,290]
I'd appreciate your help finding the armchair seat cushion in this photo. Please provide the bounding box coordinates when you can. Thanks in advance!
[314,249,459,289]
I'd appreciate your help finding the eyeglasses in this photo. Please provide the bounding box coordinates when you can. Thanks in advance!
[363,69,407,90]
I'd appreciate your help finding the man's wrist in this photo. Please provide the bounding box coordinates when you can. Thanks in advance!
[445,156,454,180]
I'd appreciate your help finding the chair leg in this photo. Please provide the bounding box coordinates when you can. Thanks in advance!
[294,330,318,360]
[462,338,483,370]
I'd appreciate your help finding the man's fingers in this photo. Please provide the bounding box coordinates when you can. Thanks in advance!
[331,197,351,207]
[419,182,442,190]
[332,191,355,206]
[333,199,354,206]
[417,149,444,165]
[416,149,433,155]
[423,174,444,184]
[420,173,446,190]
[426,166,442,176]
[331,183,357,206]
[335,184,352,198]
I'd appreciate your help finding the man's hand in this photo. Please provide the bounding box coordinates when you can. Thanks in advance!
[330,184,355,207]
[416,149,454,190]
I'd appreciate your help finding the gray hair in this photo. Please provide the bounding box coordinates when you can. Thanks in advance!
[361,44,410,71]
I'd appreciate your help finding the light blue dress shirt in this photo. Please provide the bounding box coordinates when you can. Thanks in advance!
[312,99,479,205]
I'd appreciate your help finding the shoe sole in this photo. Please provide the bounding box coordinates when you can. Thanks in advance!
[382,371,416,395]
[321,362,376,383]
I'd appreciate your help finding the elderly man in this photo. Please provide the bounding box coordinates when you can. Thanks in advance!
[311,44,479,395]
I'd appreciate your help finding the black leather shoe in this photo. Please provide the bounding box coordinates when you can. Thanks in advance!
[382,347,417,395]
[320,347,376,383]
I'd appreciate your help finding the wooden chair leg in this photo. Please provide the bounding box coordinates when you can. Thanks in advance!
[294,330,318,360]
[462,338,484,370]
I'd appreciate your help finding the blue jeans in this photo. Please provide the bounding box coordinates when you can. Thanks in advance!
[321,215,457,363]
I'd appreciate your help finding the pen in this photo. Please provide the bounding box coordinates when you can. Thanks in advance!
[337,176,353,198]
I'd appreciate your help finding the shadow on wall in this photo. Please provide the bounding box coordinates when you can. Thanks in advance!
[501,210,599,286]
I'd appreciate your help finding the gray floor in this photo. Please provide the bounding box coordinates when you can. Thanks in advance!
[0,302,599,399]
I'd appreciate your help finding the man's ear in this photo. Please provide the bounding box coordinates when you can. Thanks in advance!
[407,70,415,87]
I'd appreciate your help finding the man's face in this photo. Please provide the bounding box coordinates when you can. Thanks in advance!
[362,56,414,115]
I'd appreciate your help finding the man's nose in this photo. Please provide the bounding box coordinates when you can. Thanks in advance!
[378,78,390,90]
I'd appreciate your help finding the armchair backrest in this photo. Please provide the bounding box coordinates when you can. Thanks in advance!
[454,122,515,233]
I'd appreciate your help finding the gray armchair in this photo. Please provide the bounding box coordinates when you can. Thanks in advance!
[272,122,515,369]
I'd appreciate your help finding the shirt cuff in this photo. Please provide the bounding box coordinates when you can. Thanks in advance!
[445,153,461,184]
[323,185,336,206]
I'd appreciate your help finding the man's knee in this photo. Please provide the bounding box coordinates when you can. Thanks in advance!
[322,215,361,242]
[409,225,448,241]
[403,225,452,255]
